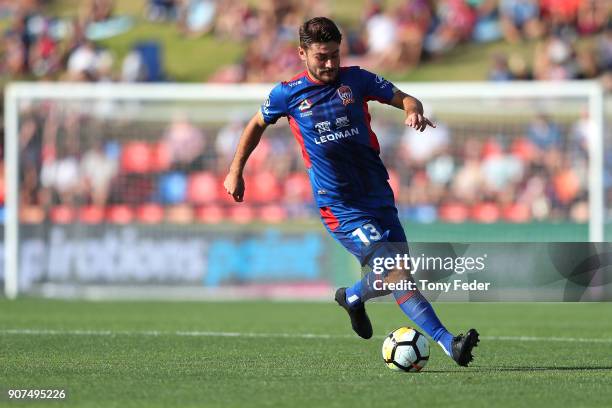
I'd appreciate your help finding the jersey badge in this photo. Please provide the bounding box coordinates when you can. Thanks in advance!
[337,85,354,106]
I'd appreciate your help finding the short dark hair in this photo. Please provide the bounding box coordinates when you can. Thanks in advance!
[299,17,342,48]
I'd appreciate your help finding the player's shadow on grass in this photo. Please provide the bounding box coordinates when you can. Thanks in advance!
[425,366,612,373]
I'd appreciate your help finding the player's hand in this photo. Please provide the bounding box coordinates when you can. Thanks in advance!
[223,171,245,202]
[405,112,436,132]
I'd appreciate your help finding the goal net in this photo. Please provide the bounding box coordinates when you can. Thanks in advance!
[2,81,609,300]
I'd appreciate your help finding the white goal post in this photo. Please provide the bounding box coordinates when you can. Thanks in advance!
[3,81,607,300]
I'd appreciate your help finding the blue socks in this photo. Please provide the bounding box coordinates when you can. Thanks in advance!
[393,290,454,356]
[345,272,454,355]
[345,271,390,307]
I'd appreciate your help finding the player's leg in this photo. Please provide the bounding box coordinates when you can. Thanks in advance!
[377,206,479,366]
[321,204,479,364]
[320,204,394,300]
[321,204,458,344]
[320,205,391,339]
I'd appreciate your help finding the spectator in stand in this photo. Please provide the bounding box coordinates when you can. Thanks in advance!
[470,0,502,43]
[61,18,87,62]
[488,52,534,81]
[364,8,398,69]
[452,137,485,204]
[598,26,612,71]
[533,35,578,80]
[577,0,608,36]
[3,31,27,76]
[569,109,592,158]
[81,139,118,206]
[163,114,206,171]
[541,0,582,35]
[120,47,147,82]
[263,127,294,179]
[552,153,583,210]
[215,118,245,172]
[214,0,259,41]
[527,113,562,151]
[28,23,61,78]
[95,49,115,81]
[18,113,44,206]
[480,138,524,193]
[393,0,432,69]
[80,0,114,25]
[426,147,455,187]
[2,6,33,77]
[65,39,99,81]
[242,16,302,82]
[576,46,599,79]
[499,0,544,43]
[424,0,477,56]
[147,0,177,22]
[600,25,612,90]
[400,113,450,165]
[488,53,513,80]
[518,171,551,220]
[40,141,81,206]
[453,157,484,205]
[507,53,533,79]
[177,0,216,38]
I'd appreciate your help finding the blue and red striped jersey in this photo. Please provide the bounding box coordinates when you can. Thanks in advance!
[261,66,397,208]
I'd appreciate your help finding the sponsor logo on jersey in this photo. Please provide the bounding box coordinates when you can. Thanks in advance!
[263,97,271,114]
[314,127,359,145]
[299,98,312,111]
[288,80,302,87]
[335,116,350,128]
[337,85,354,106]
[376,74,389,88]
[315,121,331,134]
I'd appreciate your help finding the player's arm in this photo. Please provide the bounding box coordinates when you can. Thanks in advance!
[223,111,268,202]
[389,89,436,132]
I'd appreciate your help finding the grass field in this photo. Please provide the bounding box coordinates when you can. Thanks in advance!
[1,299,612,407]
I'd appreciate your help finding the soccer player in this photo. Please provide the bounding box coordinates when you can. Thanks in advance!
[223,17,479,366]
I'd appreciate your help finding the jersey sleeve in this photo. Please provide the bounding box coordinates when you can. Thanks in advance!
[261,83,287,125]
[359,68,396,104]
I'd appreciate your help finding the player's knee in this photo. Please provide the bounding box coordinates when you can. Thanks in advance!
[384,267,412,285]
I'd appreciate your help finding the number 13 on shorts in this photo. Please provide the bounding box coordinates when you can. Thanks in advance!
[351,223,382,245]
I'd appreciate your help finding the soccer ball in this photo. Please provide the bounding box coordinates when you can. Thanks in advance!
[382,327,430,372]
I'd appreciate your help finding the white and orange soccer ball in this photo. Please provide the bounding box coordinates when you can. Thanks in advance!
[382,327,430,372]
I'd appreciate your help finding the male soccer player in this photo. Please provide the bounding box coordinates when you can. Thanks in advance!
[223,17,479,366]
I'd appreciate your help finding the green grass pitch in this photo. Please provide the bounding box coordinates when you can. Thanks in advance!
[1,299,612,407]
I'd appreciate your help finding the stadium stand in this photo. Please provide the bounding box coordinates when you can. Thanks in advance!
[0,0,609,225]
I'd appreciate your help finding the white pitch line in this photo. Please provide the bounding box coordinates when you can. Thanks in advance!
[1,329,611,344]
[481,335,612,344]
[0,329,355,340]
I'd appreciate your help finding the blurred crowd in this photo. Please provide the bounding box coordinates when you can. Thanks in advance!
[210,0,612,83]
[0,0,610,83]
[0,0,610,226]
[0,0,172,82]
[0,102,601,225]
[488,25,612,82]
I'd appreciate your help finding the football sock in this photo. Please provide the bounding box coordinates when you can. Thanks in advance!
[394,289,454,356]
[345,271,391,308]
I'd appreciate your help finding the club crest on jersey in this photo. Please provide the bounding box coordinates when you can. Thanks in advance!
[337,85,354,106]
[299,99,313,111]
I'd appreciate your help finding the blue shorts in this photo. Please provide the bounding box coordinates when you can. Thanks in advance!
[319,202,409,267]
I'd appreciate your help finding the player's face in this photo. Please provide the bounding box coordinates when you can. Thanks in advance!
[299,42,340,84]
